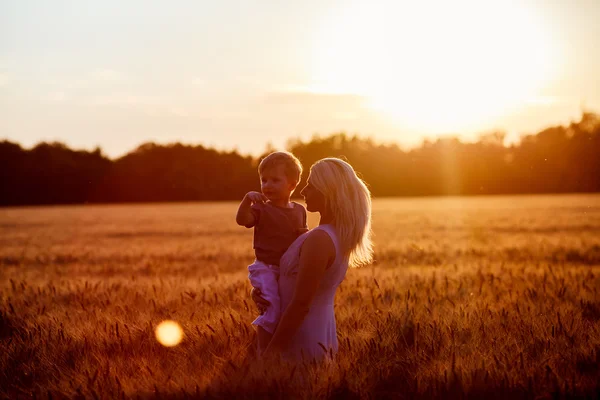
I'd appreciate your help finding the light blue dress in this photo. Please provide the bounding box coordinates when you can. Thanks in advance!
[278,224,349,361]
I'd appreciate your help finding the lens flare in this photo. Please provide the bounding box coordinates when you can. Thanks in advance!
[155,320,183,347]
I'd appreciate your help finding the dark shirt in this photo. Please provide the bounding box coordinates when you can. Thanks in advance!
[246,201,308,265]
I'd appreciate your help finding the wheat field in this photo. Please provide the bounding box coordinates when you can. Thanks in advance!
[1,195,600,399]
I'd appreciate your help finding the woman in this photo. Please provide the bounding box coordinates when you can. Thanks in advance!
[252,157,373,360]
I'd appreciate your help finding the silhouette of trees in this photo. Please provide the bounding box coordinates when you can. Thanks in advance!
[288,112,600,197]
[90,143,258,203]
[0,141,110,205]
[0,112,598,205]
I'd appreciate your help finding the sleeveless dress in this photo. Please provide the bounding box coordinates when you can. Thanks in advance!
[278,224,349,361]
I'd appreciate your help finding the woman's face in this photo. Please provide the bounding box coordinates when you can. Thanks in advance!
[300,176,327,212]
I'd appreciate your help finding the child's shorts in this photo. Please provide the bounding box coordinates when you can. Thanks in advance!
[248,260,280,334]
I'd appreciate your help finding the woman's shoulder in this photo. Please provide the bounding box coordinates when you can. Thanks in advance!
[295,228,336,270]
[313,224,338,241]
[304,227,336,255]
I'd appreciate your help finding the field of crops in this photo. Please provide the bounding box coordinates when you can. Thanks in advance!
[1,194,600,398]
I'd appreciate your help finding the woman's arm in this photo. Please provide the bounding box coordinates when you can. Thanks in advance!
[263,229,335,354]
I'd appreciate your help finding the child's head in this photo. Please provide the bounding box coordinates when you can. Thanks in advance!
[258,151,303,202]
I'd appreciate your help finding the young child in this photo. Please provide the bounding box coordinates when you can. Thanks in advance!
[235,151,308,354]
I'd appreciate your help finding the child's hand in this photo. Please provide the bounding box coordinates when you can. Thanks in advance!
[251,288,270,314]
[245,191,268,205]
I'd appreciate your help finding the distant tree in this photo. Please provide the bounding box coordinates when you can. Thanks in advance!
[0,141,111,205]
[1,112,599,205]
[92,142,257,202]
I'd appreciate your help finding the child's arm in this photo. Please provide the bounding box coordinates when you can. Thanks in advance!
[236,191,267,227]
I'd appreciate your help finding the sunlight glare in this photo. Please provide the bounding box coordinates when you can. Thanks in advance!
[311,0,558,134]
[155,320,183,347]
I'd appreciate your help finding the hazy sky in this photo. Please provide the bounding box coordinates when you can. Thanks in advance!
[1,0,599,158]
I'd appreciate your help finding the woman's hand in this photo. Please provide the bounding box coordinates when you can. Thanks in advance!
[251,287,270,314]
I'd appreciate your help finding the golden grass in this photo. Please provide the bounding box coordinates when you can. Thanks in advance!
[1,194,600,399]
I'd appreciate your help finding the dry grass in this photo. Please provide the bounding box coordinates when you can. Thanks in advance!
[1,194,600,399]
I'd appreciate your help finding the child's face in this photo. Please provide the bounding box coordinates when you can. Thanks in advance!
[260,165,295,202]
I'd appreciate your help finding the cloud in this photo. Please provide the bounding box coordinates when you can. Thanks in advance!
[91,93,189,117]
[92,94,162,107]
[0,73,9,87]
[526,96,564,106]
[46,91,68,102]
[263,89,367,108]
[256,89,373,127]
[168,107,189,117]
[191,77,206,86]
[524,96,600,112]
[91,69,125,81]
[41,69,125,90]
[332,111,358,120]
[274,84,364,96]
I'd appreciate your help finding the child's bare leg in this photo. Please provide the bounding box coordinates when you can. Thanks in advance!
[257,326,273,356]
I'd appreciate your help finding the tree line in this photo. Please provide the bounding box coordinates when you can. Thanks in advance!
[1,112,599,205]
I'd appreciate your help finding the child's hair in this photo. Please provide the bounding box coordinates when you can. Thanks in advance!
[258,151,303,185]
[308,158,373,268]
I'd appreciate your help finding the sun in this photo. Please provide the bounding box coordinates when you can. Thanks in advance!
[311,0,558,134]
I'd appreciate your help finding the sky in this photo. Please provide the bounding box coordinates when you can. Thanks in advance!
[1,0,599,158]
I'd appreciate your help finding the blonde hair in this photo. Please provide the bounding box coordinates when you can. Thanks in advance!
[309,158,373,267]
[258,151,303,185]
